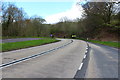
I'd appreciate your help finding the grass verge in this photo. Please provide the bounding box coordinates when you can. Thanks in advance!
[82,39,120,48]
[2,38,59,52]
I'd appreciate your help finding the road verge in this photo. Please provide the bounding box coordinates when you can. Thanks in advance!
[2,38,59,52]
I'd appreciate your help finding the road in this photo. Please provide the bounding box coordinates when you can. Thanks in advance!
[1,39,118,78]
[85,42,118,78]
[0,38,42,43]
[2,39,87,78]
[75,42,118,78]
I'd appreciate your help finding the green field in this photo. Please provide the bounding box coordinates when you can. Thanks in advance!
[2,38,59,52]
[86,40,120,48]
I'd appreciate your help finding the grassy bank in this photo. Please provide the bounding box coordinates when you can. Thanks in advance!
[83,39,120,48]
[2,38,59,52]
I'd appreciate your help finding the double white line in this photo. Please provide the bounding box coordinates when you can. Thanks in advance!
[0,40,73,69]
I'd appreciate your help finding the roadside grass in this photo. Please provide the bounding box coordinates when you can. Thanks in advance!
[80,39,120,48]
[2,38,59,52]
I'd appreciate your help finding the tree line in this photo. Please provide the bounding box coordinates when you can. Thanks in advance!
[2,3,49,37]
[1,2,120,40]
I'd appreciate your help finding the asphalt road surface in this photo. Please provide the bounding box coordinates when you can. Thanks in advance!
[0,38,42,43]
[85,42,118,78]
[1,39,118,78]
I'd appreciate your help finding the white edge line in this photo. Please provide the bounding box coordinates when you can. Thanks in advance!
[78,63,83,70]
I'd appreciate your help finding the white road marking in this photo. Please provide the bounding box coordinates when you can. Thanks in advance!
[86,47,88,50]
[0,40,73,69]
[84,55,87,59]
[78,63,83,70]
[85,50,87,53]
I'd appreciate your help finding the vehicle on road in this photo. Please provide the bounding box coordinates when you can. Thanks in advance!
[71,34,76,39]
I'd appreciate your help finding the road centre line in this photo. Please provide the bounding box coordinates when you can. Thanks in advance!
[84,54,87,59]
[0,40,73,69]
[78,63,83,70]
[86,47,88,50]
[78,42,89,70]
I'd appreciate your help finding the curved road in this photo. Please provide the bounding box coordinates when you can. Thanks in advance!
[2,39,87,78]
[1,39,118,78]
[85,42,118,78]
